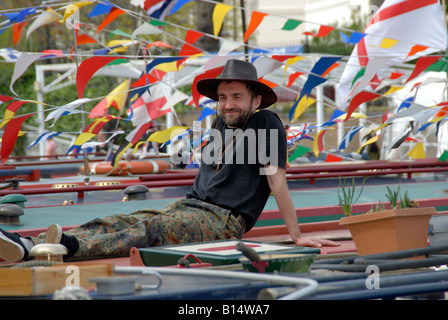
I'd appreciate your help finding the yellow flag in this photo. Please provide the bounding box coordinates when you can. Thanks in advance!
[71,132,96,147]
[335,112,367,121]
[384,86,403,95]
[0,109,16,129]
[106,79,130,111]
[106,40,133,54]
[291,96,316,122]
[157,60,183,72]
[357,135,378,153]
[407,142,425,159]
[213,3,233,36]
[284,56,305,75]
[147,126,189,144]
[379,38,398,48]
[63,1,93,22]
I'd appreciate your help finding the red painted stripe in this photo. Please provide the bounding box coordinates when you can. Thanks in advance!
[366,0,438,28]
[358,0,438,66]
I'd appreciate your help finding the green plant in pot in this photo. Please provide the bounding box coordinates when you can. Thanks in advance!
[337,177,367,216]
[339,180,435,256]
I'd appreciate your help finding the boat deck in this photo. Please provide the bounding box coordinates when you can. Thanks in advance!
[1,159,448,300]
[1,167,447,266]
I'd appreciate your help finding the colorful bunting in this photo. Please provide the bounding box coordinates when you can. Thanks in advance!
[45,98,91,127]
[244,11,268,43]
[0,7,36,35]
[176,30,204,68]
[325,154,343,162]
[404,55,442,84]
[303,25,334,38]
[10,53,45,96]
[290,96,316,123]
[289,56,341,122]
[343,91,380,121]
[340,31,365,44]
[213,3,233,36]
[338,126,362,150]
[191,66,224,111]
[12,21,28,45]
[97,7,125,33]
[1,0,448,164]
[88,1,113,17]
[312,130,326,157]
[0,100,30,128]
[406,44,429,59]
[127,83,171,126]
[438,150,448,161]
[288,145,311,162]
[386,122,414,150]
[26,131,62,150]
[143,0,177,20]
[67,115,116,154]
[89,80,130,118]
[0,96,14,105]
[336,0,446,108]
[196,106,216,122]
[357,133,380,154]
[131,22,162,40]
[111,121,154,167]
[76,56,126,98]
[287,72,304,87]
[281,19,303,31]
[26,10,61,39]
[147,126,189,144]
[407,142,425,159]
[169,0,194,15]
[1,113,34,166]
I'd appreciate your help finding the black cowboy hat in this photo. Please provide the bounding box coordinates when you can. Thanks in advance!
[196,59,277,109]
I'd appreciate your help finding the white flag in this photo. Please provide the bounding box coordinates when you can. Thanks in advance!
[336,0,447,109]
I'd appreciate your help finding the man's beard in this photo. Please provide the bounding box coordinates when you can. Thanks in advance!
[221,107,254,128]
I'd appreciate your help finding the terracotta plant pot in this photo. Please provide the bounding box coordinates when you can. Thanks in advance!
[340,207,436,256]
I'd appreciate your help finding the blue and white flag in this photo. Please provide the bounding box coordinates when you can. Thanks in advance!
[26,131,62,149]
[338,126,362,150]
[45,98,91,127]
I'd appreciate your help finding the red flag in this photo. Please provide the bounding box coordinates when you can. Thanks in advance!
[1,113,34,166]
[244,11,268,43]
[313,129,326,157]
[128,84,170,125]
[0,96,14,104]
[132,69,166,88]
[344,91,380,121]
[12,21,27,45]
[76,56,125,98]
[71,33,97,56]
[303,25,334,38]
[191,66,224,111]
[97,7,125,33]
[0,100,30,128]
[325,154,343,162]
[404,55,442,84]
[287,72,304,87]
[177,30,204,68]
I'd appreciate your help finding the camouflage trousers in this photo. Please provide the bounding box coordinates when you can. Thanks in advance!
[33,198,245,259]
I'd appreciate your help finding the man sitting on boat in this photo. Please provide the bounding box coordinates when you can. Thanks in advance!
[0,59,339,263]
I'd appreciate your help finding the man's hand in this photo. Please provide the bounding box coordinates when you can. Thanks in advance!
[294,236,340,248]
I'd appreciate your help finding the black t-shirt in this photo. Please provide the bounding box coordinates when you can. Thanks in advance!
[186,109,287,231]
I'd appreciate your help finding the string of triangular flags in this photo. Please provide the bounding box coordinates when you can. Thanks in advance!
[0,0,447,166]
